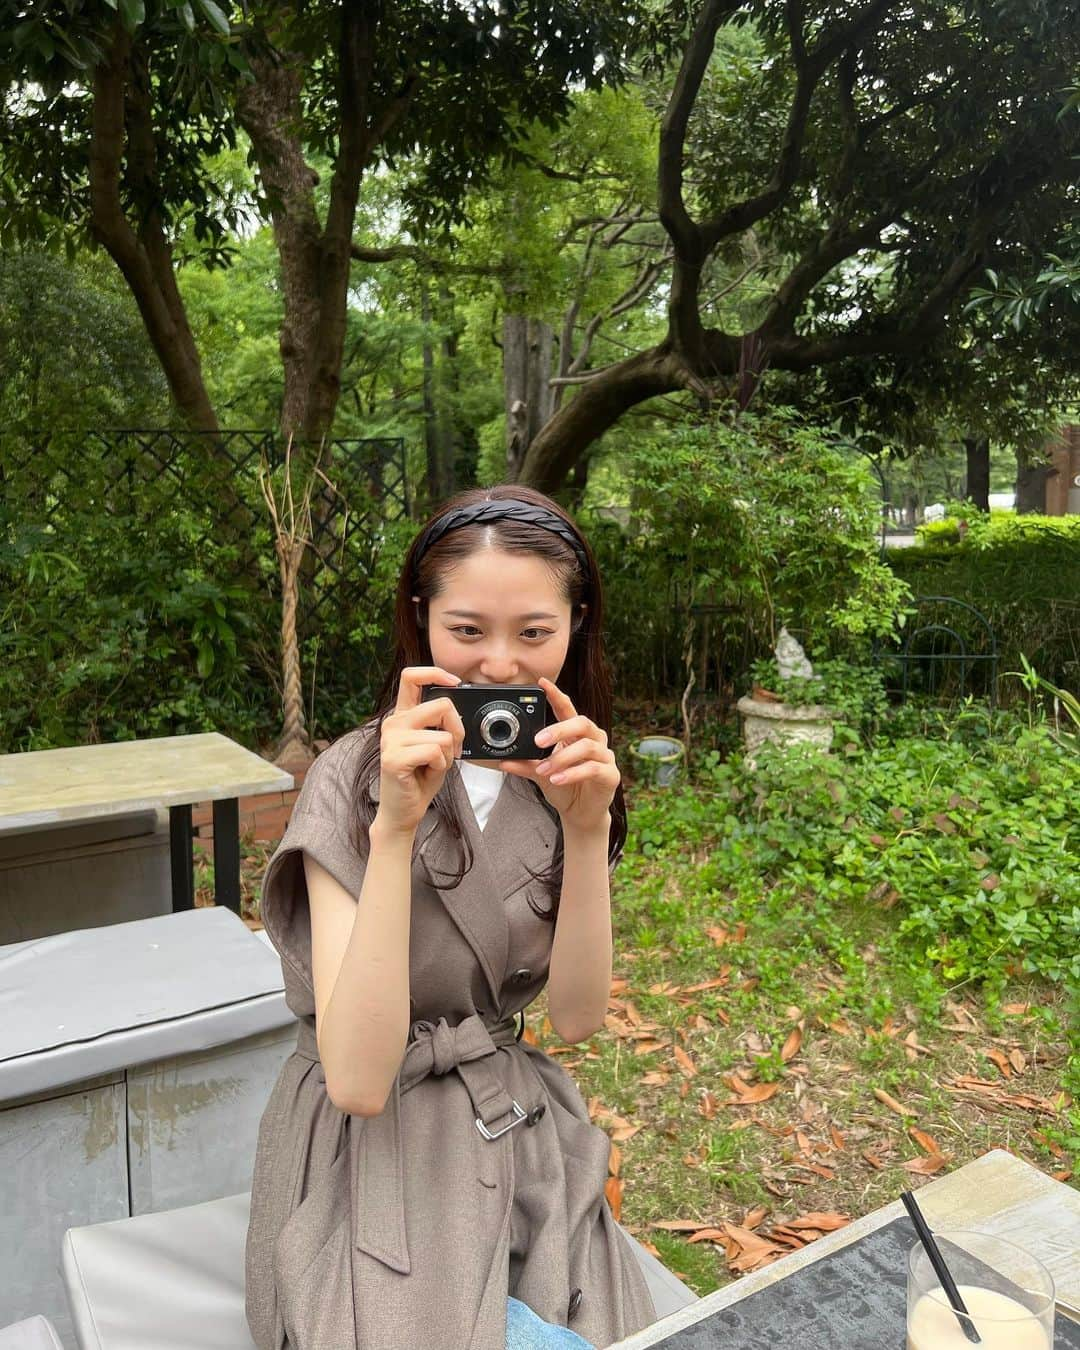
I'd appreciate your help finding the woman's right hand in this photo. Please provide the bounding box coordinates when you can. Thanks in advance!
[375,667,466,837]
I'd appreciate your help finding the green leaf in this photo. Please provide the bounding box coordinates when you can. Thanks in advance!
[196,641,215,679]
[195,0,231,35]
[118,0,145,30]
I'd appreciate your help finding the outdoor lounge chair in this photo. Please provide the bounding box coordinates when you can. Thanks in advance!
[61,1190,697,1349]
[0,1318,64,1350]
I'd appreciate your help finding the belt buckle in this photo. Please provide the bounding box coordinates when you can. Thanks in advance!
[475,1100,527,1140]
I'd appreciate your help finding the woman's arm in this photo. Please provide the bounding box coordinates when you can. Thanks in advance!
[306,815,417,1117]
[545,813,613,1045]
[307,665,466,1117]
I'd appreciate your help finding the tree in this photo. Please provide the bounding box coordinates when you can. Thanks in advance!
[517,0,1080,494]
[1,0,634,454]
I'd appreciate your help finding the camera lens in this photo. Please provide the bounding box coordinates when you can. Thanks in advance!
[479,705,520,750]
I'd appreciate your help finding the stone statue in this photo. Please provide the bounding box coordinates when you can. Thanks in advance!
[775,627,816,681]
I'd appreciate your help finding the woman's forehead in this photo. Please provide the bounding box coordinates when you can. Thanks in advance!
[432,548,570,611]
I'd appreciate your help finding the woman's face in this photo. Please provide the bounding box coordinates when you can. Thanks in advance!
[422,547,574,687]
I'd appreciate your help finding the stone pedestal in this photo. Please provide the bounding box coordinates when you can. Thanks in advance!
[736,696,834,765]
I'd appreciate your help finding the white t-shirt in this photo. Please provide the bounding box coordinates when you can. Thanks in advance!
[458,760,504,832]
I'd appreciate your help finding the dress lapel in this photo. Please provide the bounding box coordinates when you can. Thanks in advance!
[415,765,509,1010]
[481,773,561,904]
[367,765,560,1009]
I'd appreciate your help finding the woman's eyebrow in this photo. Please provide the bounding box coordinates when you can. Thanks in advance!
[443,609,559,622]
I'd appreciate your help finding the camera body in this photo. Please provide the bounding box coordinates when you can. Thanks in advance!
[420,683,553,761]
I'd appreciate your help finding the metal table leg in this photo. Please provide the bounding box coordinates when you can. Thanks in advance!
[213,797,242,915]
[169,805,195,911]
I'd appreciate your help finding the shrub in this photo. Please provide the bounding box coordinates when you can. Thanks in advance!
[886,514,1080,701]
[590,409,911,699]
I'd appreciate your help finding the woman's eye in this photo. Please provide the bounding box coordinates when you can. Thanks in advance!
[522,628,551,640]
[451,626,482,637]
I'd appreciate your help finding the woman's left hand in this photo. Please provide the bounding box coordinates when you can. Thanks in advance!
[498,677,618,833]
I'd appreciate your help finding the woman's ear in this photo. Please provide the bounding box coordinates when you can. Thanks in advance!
[412,595,427,629]
[570,602,588,634]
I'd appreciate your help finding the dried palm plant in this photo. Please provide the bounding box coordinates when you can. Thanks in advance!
[258,440,334,766]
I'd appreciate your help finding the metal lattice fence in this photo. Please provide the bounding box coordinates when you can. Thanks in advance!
[1,429,410,740]
[874,596,999,708]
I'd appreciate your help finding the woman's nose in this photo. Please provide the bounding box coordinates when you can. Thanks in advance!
[478,644,518,682]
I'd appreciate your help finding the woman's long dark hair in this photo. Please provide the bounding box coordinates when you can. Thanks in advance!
[347,484,626,921]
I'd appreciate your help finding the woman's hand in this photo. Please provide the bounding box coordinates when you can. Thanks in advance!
[499,677,619,835]
[376,667,466,837]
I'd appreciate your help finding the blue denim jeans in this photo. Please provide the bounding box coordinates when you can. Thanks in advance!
[505,1297,595,1349]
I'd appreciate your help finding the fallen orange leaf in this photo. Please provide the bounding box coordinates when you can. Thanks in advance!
[873,1088,908,1117]
[787,1212,850,1232]
[986,1048,1012,1078]
[686,1227,728,1244]
[797,1162,836,1180]
[674,1047,697,1077]
[605,1176,623,1222]
[781,1025,803,1062]
[910,1128,942,1156]
[610,1123,642,1142]
[903,1154,949,1176]
[651,1219,713,1232]
[727,1082,782,1106]
[608,1142,622,1177]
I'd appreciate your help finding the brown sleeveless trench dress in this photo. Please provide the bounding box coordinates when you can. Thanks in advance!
[244,728,657,1350]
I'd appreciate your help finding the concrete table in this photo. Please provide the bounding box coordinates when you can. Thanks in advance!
[0,733,293,914]
[613,1149,1080,1346]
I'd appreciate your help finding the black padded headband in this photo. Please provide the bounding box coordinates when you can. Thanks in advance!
[411,499,591,583]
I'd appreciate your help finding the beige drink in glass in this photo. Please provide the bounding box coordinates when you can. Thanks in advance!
[906,1231,1055,1350]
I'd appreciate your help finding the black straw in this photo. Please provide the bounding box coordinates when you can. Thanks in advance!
[901,1190,982,1344]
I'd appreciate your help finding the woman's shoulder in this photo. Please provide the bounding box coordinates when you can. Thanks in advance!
[293,720,380,815]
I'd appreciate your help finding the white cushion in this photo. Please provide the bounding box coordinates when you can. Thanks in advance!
[0,909,290,1100]
[0,1317,65,1350]
[62,1193,696,1349]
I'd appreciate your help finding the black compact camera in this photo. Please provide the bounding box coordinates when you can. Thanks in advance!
[420,683,553,760]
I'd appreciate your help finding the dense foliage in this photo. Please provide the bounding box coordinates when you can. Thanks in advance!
[885,514,1080,698]
[592,410,910,698]
[624,716,1080,996]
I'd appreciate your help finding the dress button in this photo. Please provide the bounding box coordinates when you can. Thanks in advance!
[567,1288,582,1320]
[511,968,533,986]
[526,1103,546,1126]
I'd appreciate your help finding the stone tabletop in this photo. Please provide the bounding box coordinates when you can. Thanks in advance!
[613,1149,1080,1347]
[0,733,294,835]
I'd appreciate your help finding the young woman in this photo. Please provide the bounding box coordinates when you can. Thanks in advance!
[245,486,657,1350]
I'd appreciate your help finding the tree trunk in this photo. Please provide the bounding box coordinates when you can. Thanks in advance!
[963,435,990,512]
[564,449,592,511]
[517,345,687,495]
[420,280,452,507]
[89,27,219,436]
[503,313,555,481]
[1015,447,1050,513]
[441,284,474,491]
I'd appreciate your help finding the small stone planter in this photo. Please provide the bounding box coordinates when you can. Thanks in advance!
[736,695,834,766]
[631,736,686,787]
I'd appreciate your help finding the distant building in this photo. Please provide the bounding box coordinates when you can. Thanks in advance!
[1046,425,1080,515]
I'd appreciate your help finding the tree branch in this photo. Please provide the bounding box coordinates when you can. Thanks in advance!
[88,23,218,432]
[698,0,897,252]
[658,0,737,260]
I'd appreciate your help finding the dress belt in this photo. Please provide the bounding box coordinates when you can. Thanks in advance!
[292,1012,525,1274]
